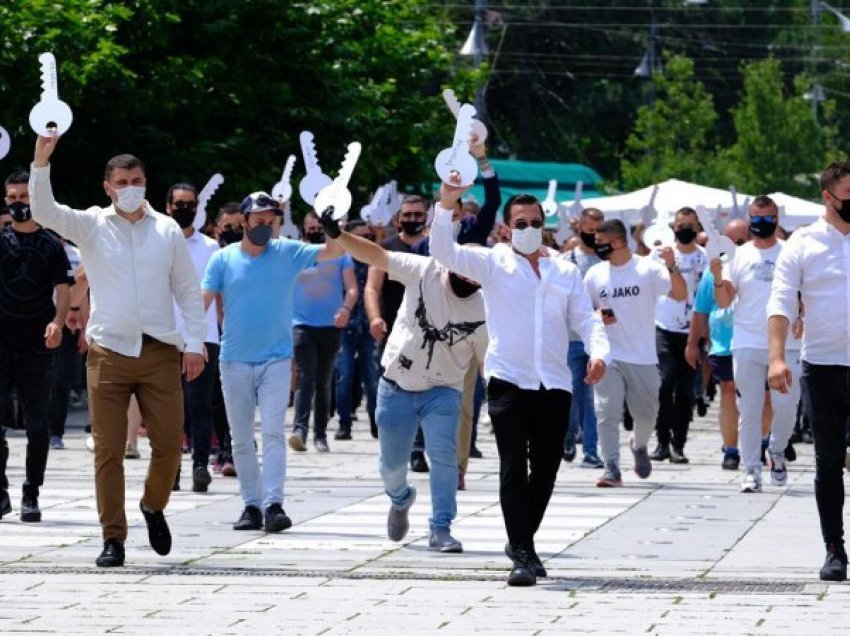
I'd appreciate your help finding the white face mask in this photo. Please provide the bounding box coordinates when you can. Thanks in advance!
[452,220,462,240]
[511,226,543,255]
[112,185,146,213]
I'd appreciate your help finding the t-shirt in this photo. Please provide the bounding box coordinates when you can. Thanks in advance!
[693,270,734,357]
[654,246,707,333]
[175,230,220,345]
[202,238,321,363]
[382,252,488,392]
[725,240,801,351]
[564,246,601,342]
[0,227,71,351]
[293,254,354,327]
[584,255,670,364]
[379,234,416,332]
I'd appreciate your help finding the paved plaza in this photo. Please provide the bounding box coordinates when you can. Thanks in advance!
[1,401,848,635]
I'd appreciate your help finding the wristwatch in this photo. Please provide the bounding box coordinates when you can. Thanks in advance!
[667,264,680,274]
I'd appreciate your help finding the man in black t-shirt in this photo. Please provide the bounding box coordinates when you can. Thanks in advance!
[0,171,70,523]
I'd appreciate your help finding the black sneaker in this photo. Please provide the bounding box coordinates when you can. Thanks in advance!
[563,440,577,463]
[233,505,263,530]
[669,446,690,464]
[649,444,670,461]
[820,543,848,582]
[264,503,292,533]
[20,494,41,523]
[469,445,483,459]
[410,451,429,473]
[784,442,797,463]
[0,489,11,519]
[95,538,125,567]
[334,428,352,441]
[139,500,171,555]
[506,546,537,586]
[722,452,740,470]
[192,465,212,493]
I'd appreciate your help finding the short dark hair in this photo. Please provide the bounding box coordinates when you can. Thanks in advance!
[751,195,778,212]
[216,202,241,222]
[821,162,850,192]
[104,154,146,182]
[4,171,29,187]
[596,219,628,243]
[502,193,544,225]
[346,219,367,231]
[580,207,604,221]
[302,210,318,230]
[166,182,197,203]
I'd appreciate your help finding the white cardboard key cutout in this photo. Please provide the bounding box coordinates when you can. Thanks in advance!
[542,179,558,216]
[435,103,478,187]
[643,220,676,250]
[272,154,296,204]
[442,89,488,146]
[29,53,73,137]
[695,205,736,263]
[298,131,333,206]
[194,173,224,230]
[314,142,362,220]
[0,126,10,161]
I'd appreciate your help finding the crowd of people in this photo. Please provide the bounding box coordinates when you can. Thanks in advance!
[0,132,849,588]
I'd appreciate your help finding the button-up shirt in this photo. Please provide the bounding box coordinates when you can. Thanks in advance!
[29,165,206,357]
[429,206,609,391]
[767,217,850,365]
[175,229,219,344]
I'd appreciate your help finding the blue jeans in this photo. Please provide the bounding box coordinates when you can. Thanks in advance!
[219,358,291,510]
[565,340,598,455]
[334,327,377,428]
[376,378,461,531]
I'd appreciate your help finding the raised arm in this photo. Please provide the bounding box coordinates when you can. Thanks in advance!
[711,258,736,309]
[320,209,390,271]
[429,182,493,284]
[462,141,500,245]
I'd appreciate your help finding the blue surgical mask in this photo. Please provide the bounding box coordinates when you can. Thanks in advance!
[247,223,272,247]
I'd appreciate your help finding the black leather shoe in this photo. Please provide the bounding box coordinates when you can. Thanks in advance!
[563,441,577,463]
[264,503,292,533]
[0,489,11,519]
[20,494,41,522]
[507,546,537,587]
[334,428,352,441]
[820,543,848,582]
[192,466,212,493]
[95,538,125,567]
[233,505,263,530]
[410,451,429,473]
[649,444,670,461]
[505,543,546,578]
[469,445,483,459]
[669,446,690,464]
[139,500,171,555]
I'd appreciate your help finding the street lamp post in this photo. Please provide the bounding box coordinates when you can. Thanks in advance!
[460,0,489,120]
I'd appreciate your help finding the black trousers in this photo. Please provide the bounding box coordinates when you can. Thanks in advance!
[183,343,219,468]
[488,377,571,550]
[293,325,342,440]
[655,327,695,449]
[0,345,56,497]
[48,326,77,438]
[800,362,850,546]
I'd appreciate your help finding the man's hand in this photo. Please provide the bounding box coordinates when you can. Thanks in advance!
[44,323,62,349]
[77,330,88,354]
[439,174,471,210]
[334,307,350,329]
[684,340,701,369]
[599,309,616,326]
[370,317,387,341]
[767,358,792,394]
[659,246,676,269]
[319,207,342,239]
[469,134,487,159]
[709,257,723,281]
[182,352,206,382]
[34,135,60,168]
[585,359,606,385]
[65,311,82,332]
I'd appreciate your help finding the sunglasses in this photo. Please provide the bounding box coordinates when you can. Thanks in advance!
[171,200,197,211]
[513,219,545,230]
[750,215,776,224]
[253,195,281,210]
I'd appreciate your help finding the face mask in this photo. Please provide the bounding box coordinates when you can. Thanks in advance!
[830,192,850,223]
[448,272,480,299]
[511,226,543,255]
[112,185,146,213]
[219,229,243,246]
[580,231,596,248]
[452,221,462,240]
[749,217,777,239]
[400,220,425,237]
[246,223,272,247]
[171,207,196,229]
[674,228,697,245]
[594,242,614,260]
[305,231,325,244]
[8,201,31,223]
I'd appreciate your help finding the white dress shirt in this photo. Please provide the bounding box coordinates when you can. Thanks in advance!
[175,229,219,344]
[767,217,850,365]
[29,165,206,357]
[429,206,609,391]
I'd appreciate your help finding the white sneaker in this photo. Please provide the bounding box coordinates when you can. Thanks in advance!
[768,450,787,487]
[740,470,762,493]
[85,435,95,453]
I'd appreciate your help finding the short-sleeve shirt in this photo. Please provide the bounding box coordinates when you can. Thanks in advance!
[693,270,734,357]
[654,247,707,333]
[382,252,488,392]
[0,228,71,351]
[202,238,321,363]
[293,254,354,327]
[584,255,670,364]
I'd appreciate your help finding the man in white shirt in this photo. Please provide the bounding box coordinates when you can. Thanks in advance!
[585,220,686,487]
[29,135,207,569]
[768,162,850,582]
[714,196,801,494]
[320,207,487,554]
[430,186,609,588]
[165,183,221,493]
[651,207,708,464]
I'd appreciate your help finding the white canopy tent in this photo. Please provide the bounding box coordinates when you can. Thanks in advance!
[768,192,824,230]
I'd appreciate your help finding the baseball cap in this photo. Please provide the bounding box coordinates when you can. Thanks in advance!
[239,191,282,216]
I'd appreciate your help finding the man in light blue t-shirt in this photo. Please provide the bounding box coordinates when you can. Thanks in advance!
[202,192,343,534]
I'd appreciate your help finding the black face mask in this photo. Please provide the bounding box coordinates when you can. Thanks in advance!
[829,192,850,223]
[580,231,596,248]
[8,201,31,223]
[219,229,243,246]
[594,242,614,261]
[448,272,480,299]
[749,218,777,239]
[171,207,196,229]
[675,228,697,245]
[246,223,273,247]
[400,220,425,237]
[305,231,325,244]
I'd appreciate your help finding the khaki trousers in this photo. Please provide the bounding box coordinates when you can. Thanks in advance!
[456,361,479,475]
[87,339,183,541]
